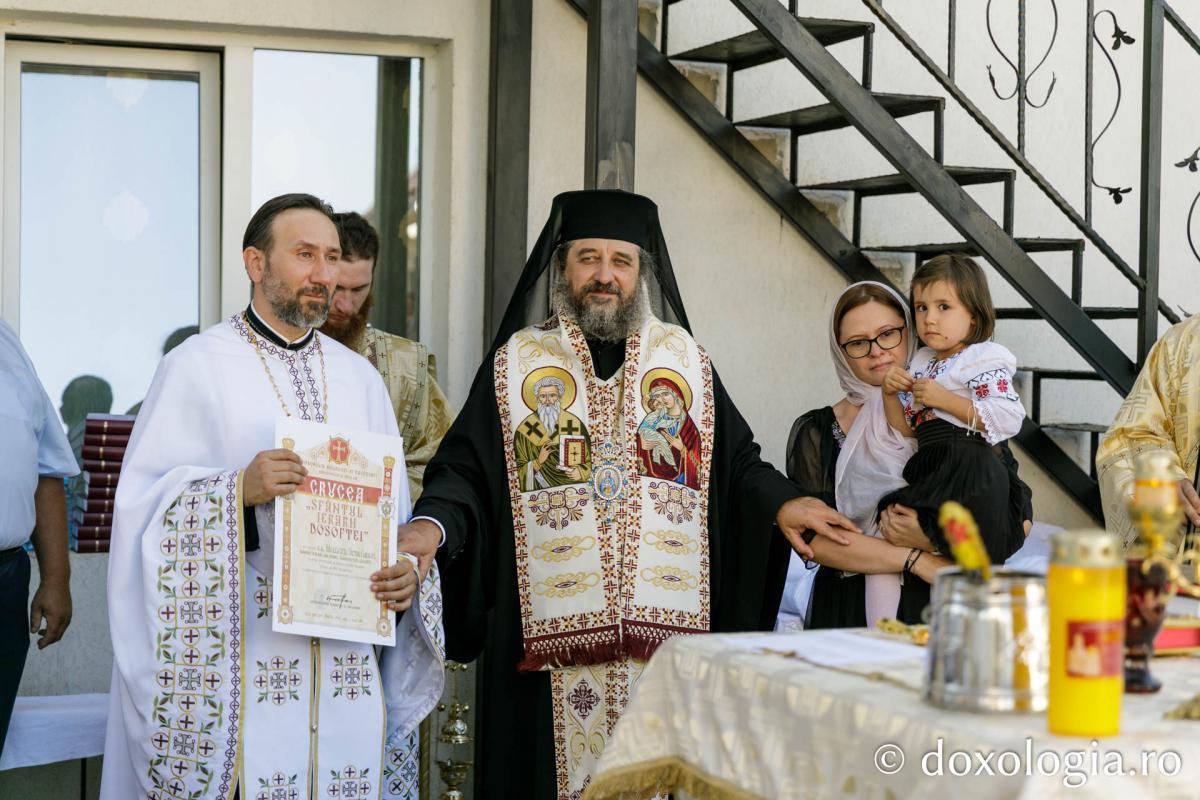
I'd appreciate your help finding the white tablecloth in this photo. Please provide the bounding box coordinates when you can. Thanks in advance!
[586,630,1200,799]
[0,693,107,770]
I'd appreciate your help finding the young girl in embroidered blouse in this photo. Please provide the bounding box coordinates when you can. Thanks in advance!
[879,253,1028,564]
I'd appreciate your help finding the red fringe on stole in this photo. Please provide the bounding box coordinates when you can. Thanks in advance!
[625,622,702,663]
[518,622,703,670]
[518,625,623,672]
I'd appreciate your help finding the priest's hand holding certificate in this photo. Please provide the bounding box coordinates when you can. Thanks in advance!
[243,448,307,505]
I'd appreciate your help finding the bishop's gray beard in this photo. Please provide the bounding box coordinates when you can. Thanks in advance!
[538,402,561,432]
[553,276,648,343]
[262,256,331,330]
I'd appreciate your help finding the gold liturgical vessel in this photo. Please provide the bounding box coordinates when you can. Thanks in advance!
[1124,451,1185,693]
[435,661,473,800]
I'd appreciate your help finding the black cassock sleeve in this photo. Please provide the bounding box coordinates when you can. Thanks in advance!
[413,359,506,663]
[243,504,260,551]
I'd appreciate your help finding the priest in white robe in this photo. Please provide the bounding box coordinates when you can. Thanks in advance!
[101,194,444,800]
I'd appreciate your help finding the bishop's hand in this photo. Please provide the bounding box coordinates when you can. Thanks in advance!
[776,496,859,560]
[395,519,441,581]
[243,449,307,506]
[373,520,440,613]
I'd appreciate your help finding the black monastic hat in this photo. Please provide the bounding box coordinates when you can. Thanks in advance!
[490,189,691,351]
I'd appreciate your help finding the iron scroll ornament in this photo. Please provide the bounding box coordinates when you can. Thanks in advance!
[1091,9,1136,204]
[986,0,1058,108]
[1176,146,1200,268]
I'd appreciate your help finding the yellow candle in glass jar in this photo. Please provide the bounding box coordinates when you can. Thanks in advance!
[1048,530,1125,737]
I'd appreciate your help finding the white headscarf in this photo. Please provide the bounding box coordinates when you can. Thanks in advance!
[830,282,918,626]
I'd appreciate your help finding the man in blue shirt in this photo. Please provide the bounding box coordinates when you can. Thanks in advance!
[0,320,77,758]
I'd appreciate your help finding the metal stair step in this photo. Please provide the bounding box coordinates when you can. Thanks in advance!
[1015,366,1104,381]
[739,92,942,135]
[672,19,874,69]
[862,237,1085,257]
[998,306,1138,320]
[802,166,1013,197]
[1040,422,1109,433]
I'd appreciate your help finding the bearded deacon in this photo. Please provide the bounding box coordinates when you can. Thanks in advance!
[320,211,454,503]
[393,190,858,799]
[101,194,444,800]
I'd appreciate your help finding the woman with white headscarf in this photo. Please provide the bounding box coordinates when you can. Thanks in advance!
[777,282,1032,630]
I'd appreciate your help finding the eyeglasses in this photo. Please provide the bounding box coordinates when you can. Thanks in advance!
[840,326,905,359]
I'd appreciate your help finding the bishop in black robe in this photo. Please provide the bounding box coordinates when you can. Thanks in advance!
[405,190,856,798]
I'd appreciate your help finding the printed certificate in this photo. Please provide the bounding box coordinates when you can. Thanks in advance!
[272,418,407,646]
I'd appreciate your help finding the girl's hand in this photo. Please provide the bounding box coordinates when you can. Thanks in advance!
[911,377,953,410]
[880,504,935,551]
[882,366,914,397]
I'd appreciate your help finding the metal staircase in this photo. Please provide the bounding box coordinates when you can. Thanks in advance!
[566,0,1199,520]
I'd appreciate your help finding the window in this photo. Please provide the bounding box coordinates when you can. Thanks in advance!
[252,50,422,339]
[2,42,219,421]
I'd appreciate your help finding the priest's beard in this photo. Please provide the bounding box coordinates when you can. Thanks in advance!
[261,256,331,329]
[321,292,374,348]
[553,275,649,343]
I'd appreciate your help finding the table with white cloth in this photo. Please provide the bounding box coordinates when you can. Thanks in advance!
[0,693,107,799]
[585,630,1200,800]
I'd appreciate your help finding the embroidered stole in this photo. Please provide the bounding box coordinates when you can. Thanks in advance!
[496,313,715,798]
[144,494,437,800]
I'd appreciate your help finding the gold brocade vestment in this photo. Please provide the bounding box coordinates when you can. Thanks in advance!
[355,326,455,502]
[1097,314,1200,548]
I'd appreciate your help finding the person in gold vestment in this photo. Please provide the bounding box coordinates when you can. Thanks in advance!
[320,212,454,502]
[1097,314,1200,547]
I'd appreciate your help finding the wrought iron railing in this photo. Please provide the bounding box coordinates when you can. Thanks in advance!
[562,0,1200,514]
[1163,4,1200,310]
[863,0,1197,363]
[862,0,1199,366]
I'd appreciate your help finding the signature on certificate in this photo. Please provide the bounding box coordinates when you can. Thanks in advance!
[315,592,355,611]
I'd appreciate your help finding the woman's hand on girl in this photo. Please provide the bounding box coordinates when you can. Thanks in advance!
[776,496,861,560]
[881,366,913,397]
[879,504,934,551]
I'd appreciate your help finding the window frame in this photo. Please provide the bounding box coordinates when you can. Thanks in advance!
[0,24,445,360]
[0,40,221,331]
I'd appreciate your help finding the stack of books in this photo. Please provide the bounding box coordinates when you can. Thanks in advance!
[72,413,135,553]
